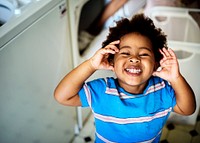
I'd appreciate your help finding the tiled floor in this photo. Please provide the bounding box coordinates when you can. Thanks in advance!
[72,111,200,143]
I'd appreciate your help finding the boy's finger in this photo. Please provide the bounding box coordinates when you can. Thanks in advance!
[103,48,117,55]
[159,49,166,57]
[105,45,119,52]
[109,40,120,45]
[168,48,177,58]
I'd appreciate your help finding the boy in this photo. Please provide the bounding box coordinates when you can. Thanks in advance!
[54,14,196,142]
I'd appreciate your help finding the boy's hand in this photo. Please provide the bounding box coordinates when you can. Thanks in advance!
[153,48,180,83]
[89,40,119,70]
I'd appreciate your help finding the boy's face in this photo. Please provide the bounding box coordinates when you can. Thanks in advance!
[113,33,156,94]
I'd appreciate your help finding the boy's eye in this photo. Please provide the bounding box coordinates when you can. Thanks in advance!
[121,52,130,55]
[139,53,149,57]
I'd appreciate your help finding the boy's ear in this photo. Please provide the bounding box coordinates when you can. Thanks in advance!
[110,59,114,66]
[109,59,114,70]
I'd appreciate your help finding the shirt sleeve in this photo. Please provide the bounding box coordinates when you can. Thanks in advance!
[78,84,90,107]
[78,78,107,107]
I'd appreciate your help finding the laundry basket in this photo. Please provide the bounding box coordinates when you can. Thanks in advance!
[148,6,200,125]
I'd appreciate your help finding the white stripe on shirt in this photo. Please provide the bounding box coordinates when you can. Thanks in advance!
[105,81,166,99]
[96,130,162,143]
[83,84,92,107]
[94,107,172,124]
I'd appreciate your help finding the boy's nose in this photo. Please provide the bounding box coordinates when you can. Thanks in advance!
[129,57,140,63]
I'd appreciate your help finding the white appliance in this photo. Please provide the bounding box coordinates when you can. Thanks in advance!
[148,7,200,125]
[0,0,76,142]
[68,0,147,132]
[67,0,91,132]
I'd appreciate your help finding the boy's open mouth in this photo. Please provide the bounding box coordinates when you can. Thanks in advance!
[125,68,142,74]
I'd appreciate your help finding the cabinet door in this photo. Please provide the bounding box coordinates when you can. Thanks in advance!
[0,1,75,143]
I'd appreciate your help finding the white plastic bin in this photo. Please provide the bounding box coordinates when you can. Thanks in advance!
[148,6,200,125]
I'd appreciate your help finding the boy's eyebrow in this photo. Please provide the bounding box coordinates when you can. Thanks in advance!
[120,46,153,52]
[139,47,153,52]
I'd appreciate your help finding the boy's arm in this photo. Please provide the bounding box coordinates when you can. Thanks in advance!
[153,48,196,115]
[170,75,196,115]
[54,40,119,106]
[54,60,96,106]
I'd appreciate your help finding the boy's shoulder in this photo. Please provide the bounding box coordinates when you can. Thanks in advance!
[87,77,116,88]
[148,76,173,91]
[150,76,168,83]
[88,77,115,84]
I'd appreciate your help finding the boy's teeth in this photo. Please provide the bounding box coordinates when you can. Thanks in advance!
[126,68,141,73]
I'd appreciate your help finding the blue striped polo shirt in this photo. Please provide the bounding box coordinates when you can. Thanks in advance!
[78,76,176,143]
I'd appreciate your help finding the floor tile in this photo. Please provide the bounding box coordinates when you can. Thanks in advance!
[189,130,199,137]
[191,135,200,143]
[72,136,85,143]
[175,123,195,132]
[159,139,169,143]
[167,129,192,143]
[195,121,200,134]
[160,126,169,140]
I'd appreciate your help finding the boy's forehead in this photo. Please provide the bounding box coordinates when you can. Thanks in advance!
[119,33,153,49]
[120,32,150,42]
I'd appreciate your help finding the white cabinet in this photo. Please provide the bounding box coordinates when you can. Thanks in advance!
[0,0,75,142]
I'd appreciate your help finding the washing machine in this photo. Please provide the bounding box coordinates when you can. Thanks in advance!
[0,0,76,142]
[67,0,147,132]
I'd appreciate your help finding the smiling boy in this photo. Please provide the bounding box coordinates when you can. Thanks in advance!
[54,14,196,142]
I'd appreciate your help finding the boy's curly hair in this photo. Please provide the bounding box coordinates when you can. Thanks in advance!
[102,13,167,65]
